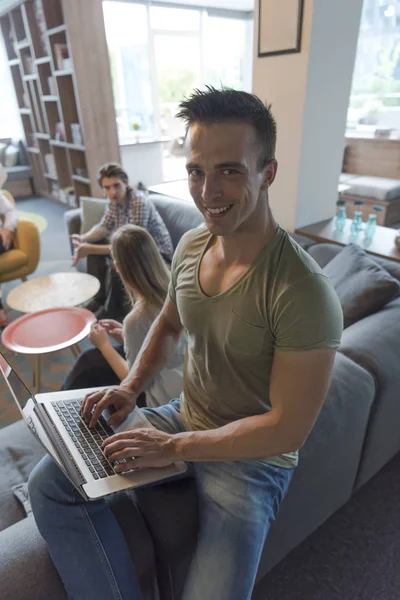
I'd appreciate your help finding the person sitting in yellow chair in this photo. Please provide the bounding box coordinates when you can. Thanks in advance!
[0,165,18,327]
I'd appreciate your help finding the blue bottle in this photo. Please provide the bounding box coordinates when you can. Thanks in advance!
[364,214,377,239]
[335,206,346,231]
[351,211,363,235]
[351,200,364,233]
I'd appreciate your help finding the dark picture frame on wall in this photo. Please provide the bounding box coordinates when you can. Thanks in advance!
[258,0,305,58]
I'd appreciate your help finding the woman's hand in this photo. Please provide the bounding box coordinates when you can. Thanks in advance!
[69,233,82,247]
[99,319,124,344]
[89,323,110,351]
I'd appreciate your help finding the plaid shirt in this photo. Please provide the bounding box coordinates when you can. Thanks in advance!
[99,191,173,260]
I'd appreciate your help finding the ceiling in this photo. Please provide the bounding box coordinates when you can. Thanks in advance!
[0,0,254,17]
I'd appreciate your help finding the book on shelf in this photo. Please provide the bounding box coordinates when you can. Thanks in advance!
[47,76,56,95]
[70,123,83,146]
[55,122,66,142]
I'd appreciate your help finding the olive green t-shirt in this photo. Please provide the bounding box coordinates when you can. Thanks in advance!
[169,225,343,468]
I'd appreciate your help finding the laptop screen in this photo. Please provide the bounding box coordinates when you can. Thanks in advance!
[0,353,34,411]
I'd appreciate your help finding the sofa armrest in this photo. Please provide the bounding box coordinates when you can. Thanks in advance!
[14,220,40,274]
[339,297,400,487]
[64,209,82,236]
[64,209,82,255]
[339,298,400,386]
[0,517,66,600]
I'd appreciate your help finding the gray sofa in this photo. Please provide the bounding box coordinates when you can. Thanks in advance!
[1,193,400,600]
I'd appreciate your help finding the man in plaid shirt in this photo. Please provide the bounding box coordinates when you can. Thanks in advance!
[71,163,173,318]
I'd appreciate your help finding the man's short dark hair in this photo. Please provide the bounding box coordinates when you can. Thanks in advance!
[176,86,277,171]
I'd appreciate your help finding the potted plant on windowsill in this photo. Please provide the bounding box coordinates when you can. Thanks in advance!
[132,122,140,143]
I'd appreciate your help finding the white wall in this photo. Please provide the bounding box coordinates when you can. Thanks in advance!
[120,140,164,187]
[252,0,363,231]
[296,0,364,228]
[252,0,313,230]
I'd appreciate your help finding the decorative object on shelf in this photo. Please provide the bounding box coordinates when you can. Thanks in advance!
[70,123,83,146]
[22,54,34,75]
[75,168,88,178]
[351,200,364,234]
[47,76,56,95]
[55,122,65,142]
[51,181,60,198]
[335,198,346,232]
[54,43,69,71]
[59,186,75,204]
[33,0,48,55]
[30,134,39,150]
[44,153,56,178]
[258,0,305,58]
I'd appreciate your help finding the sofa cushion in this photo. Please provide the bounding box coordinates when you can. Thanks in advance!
[0,420,45,532]
[341,173,400,202]
[323,244,400,328]
[4,145,19,168]
[80,196,108,234]
[150,194,203,248]
[308,242,400,282]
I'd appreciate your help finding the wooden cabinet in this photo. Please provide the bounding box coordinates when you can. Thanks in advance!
[0,0,120,206]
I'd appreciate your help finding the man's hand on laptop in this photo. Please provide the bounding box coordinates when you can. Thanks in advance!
[81,386,138,428]
[102,428,177,470]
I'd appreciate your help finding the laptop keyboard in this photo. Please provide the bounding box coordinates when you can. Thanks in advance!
[53,399,121,480]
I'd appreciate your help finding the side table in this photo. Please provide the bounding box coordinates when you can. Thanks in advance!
[295,217,400,263]
[6,272,100,314]
[1,307,96,392]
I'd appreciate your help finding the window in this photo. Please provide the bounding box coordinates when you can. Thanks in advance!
[103,1,253,145]
[348,0,400,133]
[0,33,23,139]
[103,2,155,141]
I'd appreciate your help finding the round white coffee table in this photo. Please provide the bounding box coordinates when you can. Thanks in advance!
[6,272,100,313]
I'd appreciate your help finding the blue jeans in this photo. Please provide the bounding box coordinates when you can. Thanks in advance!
[29,400,294,600]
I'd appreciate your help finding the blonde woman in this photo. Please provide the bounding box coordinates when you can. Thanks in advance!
[63,225,185,407]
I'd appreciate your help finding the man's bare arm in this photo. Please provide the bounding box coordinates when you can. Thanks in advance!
[83,297,183,425]
[81,225,108,243]
[171,347,336,462]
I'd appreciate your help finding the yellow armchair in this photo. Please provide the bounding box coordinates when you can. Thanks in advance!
[0,190,40,284]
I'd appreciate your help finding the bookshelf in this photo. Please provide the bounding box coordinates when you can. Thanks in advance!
[0,0,120,206]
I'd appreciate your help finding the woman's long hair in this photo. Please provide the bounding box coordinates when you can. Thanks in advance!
[110,224,170,316]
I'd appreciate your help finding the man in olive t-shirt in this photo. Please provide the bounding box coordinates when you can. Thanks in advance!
[30,88,343,600]
[170,223,342,470]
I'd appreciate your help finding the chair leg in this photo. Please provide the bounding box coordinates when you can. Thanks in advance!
[35,355,41,392]
[30,177,35,196]
[70,343,81,359]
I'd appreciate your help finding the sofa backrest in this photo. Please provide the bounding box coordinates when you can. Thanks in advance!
[307,242,400,282]
[150,193,203,249]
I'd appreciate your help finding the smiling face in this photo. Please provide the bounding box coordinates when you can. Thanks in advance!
[186,121,277,237]
[101,176,127,204]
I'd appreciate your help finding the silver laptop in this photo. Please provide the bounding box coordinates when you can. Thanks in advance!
[0,354,187,500]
